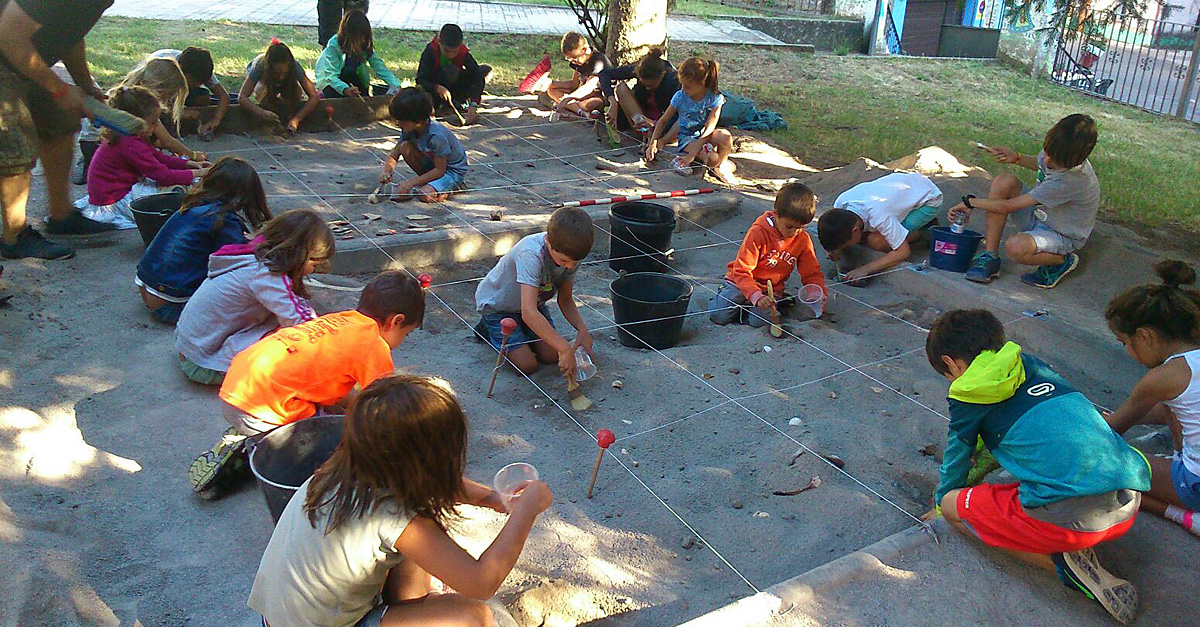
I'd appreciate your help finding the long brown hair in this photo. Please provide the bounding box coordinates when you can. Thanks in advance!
[1106,260,1200,342]
[678,56,720,94]
[253,209,335,300]
[305,375,468,533]
[263,41,303,103]
[337,10,374,59]
[102,86,161,144]
[635,46,669,83]
[181,157,272,231]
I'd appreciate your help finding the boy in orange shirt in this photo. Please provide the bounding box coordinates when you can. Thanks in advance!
[710,182,826,328]
[188,270,425,500]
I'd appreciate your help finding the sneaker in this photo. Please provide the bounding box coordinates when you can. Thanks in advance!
[45,210,118,236]
[1,226,75,260]
[1052,549,1137,624]
[964,251,1001,284]
[518,54,552,93]
[188,427,249,498]
[1021,252,1079,289]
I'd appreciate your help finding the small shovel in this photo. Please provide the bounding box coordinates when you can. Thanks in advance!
[766,280,783,338]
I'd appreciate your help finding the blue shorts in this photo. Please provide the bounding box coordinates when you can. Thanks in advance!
[478,304,555,352]
[418,157,465,194]
[1170,456,1200,511]
[901,202,942,232]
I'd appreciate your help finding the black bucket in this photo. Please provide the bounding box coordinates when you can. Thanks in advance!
[130,190,185,248]
[248,414,344,523]
[609,201,676,274]
[610,272,692,349]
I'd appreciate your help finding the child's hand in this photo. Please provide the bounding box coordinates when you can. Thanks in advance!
[189,160,211,169]
[198,119,219,135]
[605,101,619,126]
[573,328,593,356]
[479,489,507,514]
[260,109,281,124]
[558,346,578,379]
[379,166,394,184]
[986,146,1018,164]
[395,181,415,197]
[947,202,970,222]
[190,151,209,162]
[920,507,941,522]
[287,118,301,133]
[645,140,658,162]
[192,167,210,178]
[844,267,871,282]
[509,480,553,516]
[435,85,452,102]
[755,295,773,311]
[344,86,362,98]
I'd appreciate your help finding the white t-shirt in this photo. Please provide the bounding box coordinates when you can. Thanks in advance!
[1164,349,1200,477]
[248,478,413,627]
[833,172,943,250]
[475,232,577,315]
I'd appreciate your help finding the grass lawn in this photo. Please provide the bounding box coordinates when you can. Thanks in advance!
[86,17,1200,235]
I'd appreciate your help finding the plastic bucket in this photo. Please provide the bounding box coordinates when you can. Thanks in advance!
[130,190,185,248]
[248,414,344,523]
[609,201,676,274]
[610,272,692,349]
[929,226,984,273]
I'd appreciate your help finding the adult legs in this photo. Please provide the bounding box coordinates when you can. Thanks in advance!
[0,171,32,246]
[317,0,343,46]
[40,135,78,223]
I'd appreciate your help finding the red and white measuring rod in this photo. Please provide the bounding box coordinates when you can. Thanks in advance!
[559,188,715,208]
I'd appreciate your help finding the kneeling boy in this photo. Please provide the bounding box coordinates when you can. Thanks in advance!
[710,182,825,327]
[189,270,424,499]
[925,309,1150,624]
[381,87,469,203]
[475,207,594,377]
[417,23,491,125]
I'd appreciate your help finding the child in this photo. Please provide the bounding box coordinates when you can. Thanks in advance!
[175,210,332,386]
[599,46,680,132]
[237,39,322,135]
[950,113,1100,288]
[315,10,401,99]
[149,47,232,135]
[135,157,272,324]
[249,374,552,626]
[541,32,609,119]
[1104,260,1200,536]
[416,23,492,126]
[645,56,735,185]
[189,270,423,499]
[379,87,469,203]
[474,207,594,377]
[74,87,208,230]
[816,172,943,285]
[710,182,826,327]
[924,309,1150,624]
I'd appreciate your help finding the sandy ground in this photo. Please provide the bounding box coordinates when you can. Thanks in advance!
[1,108,1197,626]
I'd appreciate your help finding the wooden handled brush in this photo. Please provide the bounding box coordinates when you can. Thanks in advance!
[766,280,783,338]
[83,96,148,136]
[566,375,592,412]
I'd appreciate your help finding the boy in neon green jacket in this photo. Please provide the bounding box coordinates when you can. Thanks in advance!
[315,10,400,99]
[924,309,1150,625]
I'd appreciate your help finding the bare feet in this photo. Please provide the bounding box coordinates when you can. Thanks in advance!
[711,161,738,186]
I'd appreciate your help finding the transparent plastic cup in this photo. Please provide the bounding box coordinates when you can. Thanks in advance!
[800,284,825,318]
[575,346,596,381]
[493,462,539,510]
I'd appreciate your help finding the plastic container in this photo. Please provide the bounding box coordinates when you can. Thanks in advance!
[799,284,825,318]
[608,201,676,274]
[493,462,539,509]
[130,190,185,248]
[610,272,693,349]
[929,226,984,273]
[248,414,344,523]
[575,346,596,381]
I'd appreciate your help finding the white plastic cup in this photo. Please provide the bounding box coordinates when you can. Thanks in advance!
[493,462,539,510]
[575,346,596,381]
[800,284,825,318]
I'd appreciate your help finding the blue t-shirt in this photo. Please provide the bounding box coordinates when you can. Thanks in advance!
[402,121,468,176]
[670,89,725,144]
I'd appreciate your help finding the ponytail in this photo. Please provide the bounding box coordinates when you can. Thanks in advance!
[635,46,668,82]
[1106,260,1200,342]
[678,56,719,94]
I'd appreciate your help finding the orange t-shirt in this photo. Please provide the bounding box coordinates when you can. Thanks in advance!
[725,211,825,303]
[219,310,394,426]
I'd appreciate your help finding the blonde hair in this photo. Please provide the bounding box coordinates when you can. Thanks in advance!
[116,57,187,132]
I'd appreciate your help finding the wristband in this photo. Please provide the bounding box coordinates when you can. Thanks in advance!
[50,82,71,100]
[962,194,976,210]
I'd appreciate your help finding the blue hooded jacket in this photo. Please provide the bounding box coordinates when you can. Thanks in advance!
[136,201,248,300]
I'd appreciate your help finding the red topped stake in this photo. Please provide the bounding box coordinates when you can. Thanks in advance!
[487,316,518,398]
[418,273,433,289]
[587,428,617,498]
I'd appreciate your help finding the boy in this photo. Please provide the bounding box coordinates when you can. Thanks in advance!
[952,113,1099,289]
[380,87,468,203]
[188,270,424,499]
[924,309,1150,624]
[710,182,825,327]
[474,207,594,377]
[416,23,492,126]
[816,172,943,285]
[149,47,232,136]
[539,32,609,120]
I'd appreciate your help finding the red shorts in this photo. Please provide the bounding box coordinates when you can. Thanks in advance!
[957,483,1135,554]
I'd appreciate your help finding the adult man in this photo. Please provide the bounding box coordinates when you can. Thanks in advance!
[1,0,118,261]
[317,0,369,47]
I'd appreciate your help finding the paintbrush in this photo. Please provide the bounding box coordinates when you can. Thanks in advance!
[83,96,148,136]
[766,280,783,338]
[566,375,592,412]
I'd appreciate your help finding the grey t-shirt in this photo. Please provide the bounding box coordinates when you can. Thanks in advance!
[475,233,576,314]
[1028,152,1100,242]
[402,121,468,176]
[246,53,306,85]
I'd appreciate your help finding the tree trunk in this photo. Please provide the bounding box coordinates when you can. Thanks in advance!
[606,0,669,66]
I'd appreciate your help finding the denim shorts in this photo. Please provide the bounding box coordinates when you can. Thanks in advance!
[354,604,387,627]
[1170,456,1200,511]
[418,158,465,194]
[1012,205,1084,256]
[478,304,555,351]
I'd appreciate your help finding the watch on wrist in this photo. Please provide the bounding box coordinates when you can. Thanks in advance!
[962,194,976,210]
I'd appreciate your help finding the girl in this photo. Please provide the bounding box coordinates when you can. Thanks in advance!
[175,209,333,385]
[599,46,679,133]
[1105,260,1200,536]
[645,56,736,185]
[75,86,208,230]
[135,158,272,325]
[543,31,609,120]
[315,10,401,99]
[248,375,552,626]
[239,39,323,135]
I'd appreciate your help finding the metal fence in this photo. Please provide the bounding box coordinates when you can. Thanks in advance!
[1052,17,1200,123]
[713,0,829,15]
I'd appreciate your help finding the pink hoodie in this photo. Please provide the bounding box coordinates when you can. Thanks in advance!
[86,135,195,205]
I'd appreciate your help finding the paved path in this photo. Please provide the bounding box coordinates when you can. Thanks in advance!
[107,0,784,45]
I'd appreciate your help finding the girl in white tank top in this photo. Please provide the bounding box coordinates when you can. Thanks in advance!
[1105,260,1200,535]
